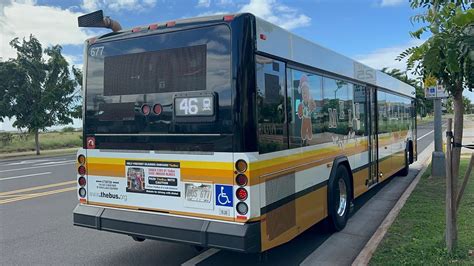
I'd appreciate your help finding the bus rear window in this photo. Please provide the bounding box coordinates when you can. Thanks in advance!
[104,45,206,96]
[84,24,232,138]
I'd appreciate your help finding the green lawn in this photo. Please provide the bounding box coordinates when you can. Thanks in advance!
[417,115,434,125]
[0,131,82,154]
[370,158,474,265]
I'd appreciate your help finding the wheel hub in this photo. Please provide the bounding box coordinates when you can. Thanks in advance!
[337,179,347,216]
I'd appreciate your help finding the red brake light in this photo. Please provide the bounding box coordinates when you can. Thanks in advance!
[153,104,162,115]
[78,176,87,187]
[132,27,141,32]
[166,21,176,27]
[148,24,158,30]
[78,165,86,176]
[142,104,151,115]
[236,174,248,186]
[236,188,248,201]
[260,34,267,40]
[223,15,234,22]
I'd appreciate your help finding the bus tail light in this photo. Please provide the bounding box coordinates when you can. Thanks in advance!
[235,174,248,186]
[141,104,151,115]
[78,176,87,187]
[235,160,247,173]
[78,187,87,198]
[260,34,267,40]
[78,154,86,165]
[236,188,248,201]
[78,165,86,176]
[236,202,248,215]
[153,104,162,115]
[223,15,234,22]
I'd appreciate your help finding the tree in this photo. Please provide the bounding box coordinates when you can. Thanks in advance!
[0,35,81,155]
[445,95,473,113]
[399,0,473,251]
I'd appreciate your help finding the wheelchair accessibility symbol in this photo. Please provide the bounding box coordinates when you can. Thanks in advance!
[215,184,233,207]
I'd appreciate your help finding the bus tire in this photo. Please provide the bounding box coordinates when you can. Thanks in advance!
[408,140,414,164]
[399,141,412,176]
[327,165,352,232]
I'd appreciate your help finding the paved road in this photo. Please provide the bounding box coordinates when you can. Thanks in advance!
[0,122,438,265]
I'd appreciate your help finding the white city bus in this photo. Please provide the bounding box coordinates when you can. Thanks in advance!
[73,11,416,252]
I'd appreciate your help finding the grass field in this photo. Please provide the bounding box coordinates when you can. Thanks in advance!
[0,131,82,154]
[370,158,474,265]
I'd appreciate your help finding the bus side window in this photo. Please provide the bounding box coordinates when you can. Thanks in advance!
[256,55,287,154]
[287,68,323,148]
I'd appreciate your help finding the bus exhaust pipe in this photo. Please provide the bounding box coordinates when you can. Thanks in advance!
[78,10,122,32]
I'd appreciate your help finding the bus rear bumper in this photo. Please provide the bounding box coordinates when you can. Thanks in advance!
[73,204,261,253]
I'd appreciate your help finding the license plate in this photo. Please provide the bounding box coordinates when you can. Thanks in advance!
[185,183,212,203]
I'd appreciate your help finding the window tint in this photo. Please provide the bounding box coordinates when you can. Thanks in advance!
[256,55,287,153]
[287,69,323,147]
[353,85,367,137]
[377,91,388,134]
[286,69,367,148]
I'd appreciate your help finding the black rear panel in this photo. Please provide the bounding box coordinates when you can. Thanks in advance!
[104,45,206,96]
[84,24,233,151]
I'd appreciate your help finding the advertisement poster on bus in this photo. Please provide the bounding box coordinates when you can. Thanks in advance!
[125,160,181,197]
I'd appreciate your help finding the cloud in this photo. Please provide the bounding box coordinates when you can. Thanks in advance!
[239,0,310,30]
[80,0,157,12]
[380,0,405,7]
[0,1,91,61]
[354,39,424,78]
[196,0,211,8]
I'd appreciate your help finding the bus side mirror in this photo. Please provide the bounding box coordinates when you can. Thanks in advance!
[78,10,106,28]
[78,10,122,32]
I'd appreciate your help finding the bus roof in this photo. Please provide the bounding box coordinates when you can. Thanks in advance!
[254,16,415,98]
[91,13,416,98]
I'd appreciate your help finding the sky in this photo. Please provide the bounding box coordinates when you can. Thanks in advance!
[0,0,473,131]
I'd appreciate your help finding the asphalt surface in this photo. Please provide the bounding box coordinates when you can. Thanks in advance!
[0,121,438,265]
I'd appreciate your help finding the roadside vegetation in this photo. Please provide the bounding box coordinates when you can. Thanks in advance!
[0,35,82,155]
[0,129,81,154]
[370,158,474,265]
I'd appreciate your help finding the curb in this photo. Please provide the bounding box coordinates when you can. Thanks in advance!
[352,143,434,265]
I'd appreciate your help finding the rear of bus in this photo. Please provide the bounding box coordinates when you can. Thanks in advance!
[73,14,260,252]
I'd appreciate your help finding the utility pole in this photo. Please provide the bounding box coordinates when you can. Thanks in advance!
[431,97,446,177]
[425,80,447,177]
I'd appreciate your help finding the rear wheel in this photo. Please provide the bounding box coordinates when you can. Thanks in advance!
[327,165,352,231]
[399,151,409,176]
[399,145,410,177]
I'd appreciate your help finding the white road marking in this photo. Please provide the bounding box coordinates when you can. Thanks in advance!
[417,130,434,141]
[0,162,75,173]
[33,160,75,166]
[181,248,220,266]
[0,172,52,181]
[3,159,48,166]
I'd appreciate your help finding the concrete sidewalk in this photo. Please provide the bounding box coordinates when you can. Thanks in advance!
[301,144,434,266]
